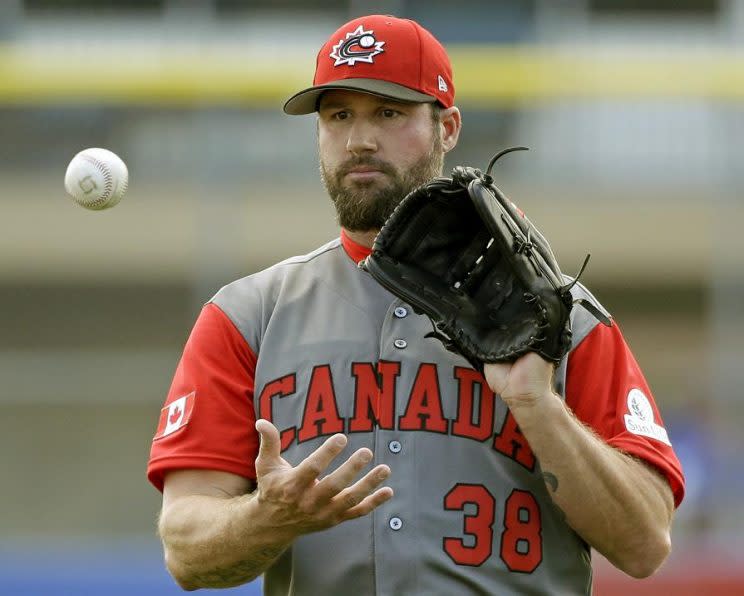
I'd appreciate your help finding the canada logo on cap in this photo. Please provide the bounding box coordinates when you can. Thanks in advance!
[330,25,385,66]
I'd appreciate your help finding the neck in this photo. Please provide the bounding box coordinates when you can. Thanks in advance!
[343,228,379,249]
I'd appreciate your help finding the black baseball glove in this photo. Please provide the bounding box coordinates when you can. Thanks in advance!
[360,147,611,370]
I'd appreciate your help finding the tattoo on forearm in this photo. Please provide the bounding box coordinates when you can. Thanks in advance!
[542,471,559,493]
[190,545,285,588]
[541,471,568,522]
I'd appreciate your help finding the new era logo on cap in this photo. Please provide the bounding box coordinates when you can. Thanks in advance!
[154,392,195,440]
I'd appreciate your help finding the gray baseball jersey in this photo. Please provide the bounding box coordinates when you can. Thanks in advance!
[148,234,684,596]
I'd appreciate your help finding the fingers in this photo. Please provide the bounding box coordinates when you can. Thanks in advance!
[292,433,349,486]
[343,487,394,520]
[312,447,374,503]
[255,422,393,525]
[333,464,392,515]
[341,485,394,521]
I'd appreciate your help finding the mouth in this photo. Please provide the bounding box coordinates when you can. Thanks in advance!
[344,166,386,182]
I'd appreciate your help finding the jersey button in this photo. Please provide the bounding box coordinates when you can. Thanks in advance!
[394,306,408,318]
[388,440,402,454]
[389,516,403,531]
[394,339,407,349]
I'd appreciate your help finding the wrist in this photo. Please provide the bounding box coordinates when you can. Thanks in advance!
[238,491,298,547]
[508,389,566,433]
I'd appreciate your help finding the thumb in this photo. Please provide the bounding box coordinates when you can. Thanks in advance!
[255,419,283,473]
[484,362,511,396]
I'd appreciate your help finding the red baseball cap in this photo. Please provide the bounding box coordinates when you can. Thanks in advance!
[283,15,455,115]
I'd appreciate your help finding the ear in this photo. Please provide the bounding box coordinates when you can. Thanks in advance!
[439,106,462,153]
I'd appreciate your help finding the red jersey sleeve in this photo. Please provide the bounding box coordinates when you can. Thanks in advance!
[147,302,260,492]
[565,322,685,507]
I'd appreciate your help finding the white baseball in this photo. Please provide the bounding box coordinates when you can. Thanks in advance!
[64,148,129,210]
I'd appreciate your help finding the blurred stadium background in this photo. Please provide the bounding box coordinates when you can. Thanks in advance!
[1,0,743,594]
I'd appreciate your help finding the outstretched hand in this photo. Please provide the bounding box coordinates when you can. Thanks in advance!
[253,419,393,541]
[483,352,556,412]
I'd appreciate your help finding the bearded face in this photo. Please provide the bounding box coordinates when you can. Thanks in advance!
[319,117,444,232]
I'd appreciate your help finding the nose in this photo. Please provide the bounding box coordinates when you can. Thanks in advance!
[346,119,378,155]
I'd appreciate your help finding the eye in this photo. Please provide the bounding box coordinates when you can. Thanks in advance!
[332,110,350,121]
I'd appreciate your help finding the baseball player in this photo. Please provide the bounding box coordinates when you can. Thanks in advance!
[148,14,684,595]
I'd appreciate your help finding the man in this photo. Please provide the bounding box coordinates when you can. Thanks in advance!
[148,14,684,595]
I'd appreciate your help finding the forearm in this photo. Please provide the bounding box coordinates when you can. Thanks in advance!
[159,492,291,590]
[511,392,673,577]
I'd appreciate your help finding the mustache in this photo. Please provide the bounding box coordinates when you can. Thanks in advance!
[337,157,396,178]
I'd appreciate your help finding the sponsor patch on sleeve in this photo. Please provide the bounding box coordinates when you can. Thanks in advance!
[154,392,195,440]
[623,388,671,446]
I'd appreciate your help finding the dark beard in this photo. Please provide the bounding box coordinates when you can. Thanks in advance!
[320,138,444,232]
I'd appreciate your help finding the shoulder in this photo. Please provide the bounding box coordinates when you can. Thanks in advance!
[213,238,341,306]
[209,238,344,347]
[274,237,344,268]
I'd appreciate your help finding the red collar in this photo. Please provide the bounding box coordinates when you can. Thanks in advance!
[340,229,372,264]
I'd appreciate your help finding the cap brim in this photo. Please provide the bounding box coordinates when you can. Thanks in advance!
[283,78,436,115]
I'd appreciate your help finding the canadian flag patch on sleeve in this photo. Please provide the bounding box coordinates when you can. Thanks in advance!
[154,392,195,440]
